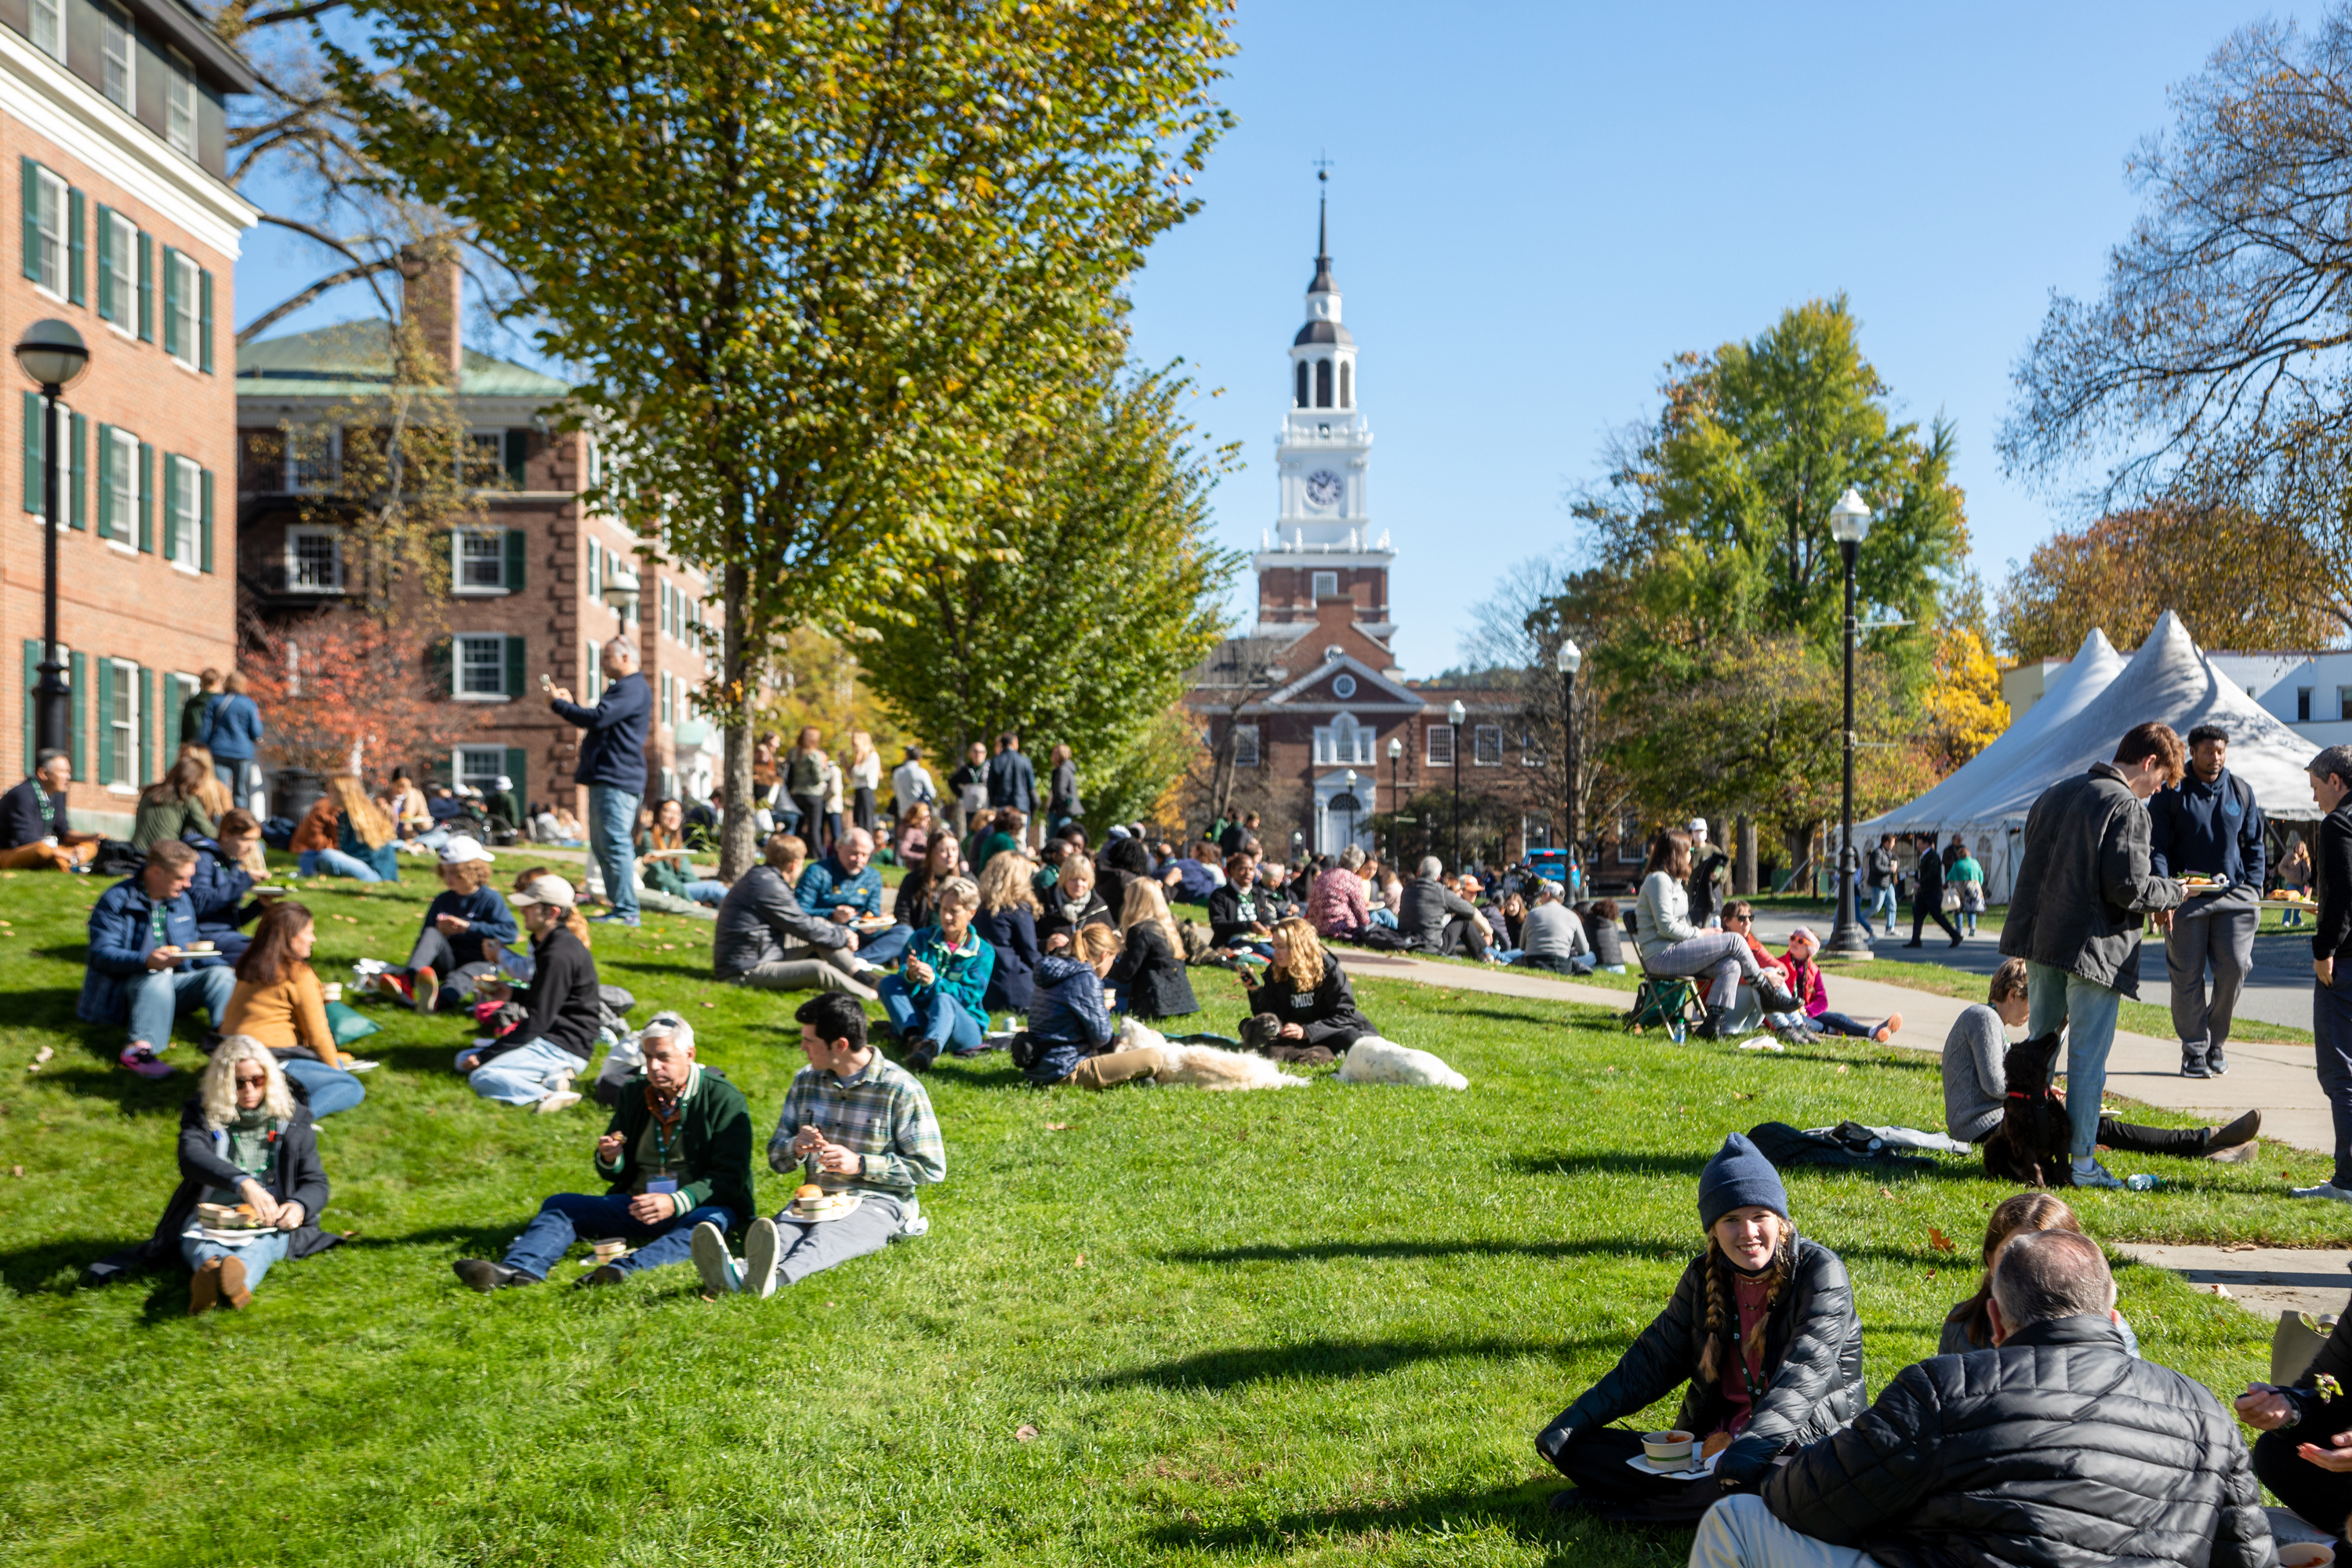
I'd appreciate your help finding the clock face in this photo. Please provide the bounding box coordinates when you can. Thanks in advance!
[1305,470,1344,508]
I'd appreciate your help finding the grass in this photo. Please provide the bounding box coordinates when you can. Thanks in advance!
[0,865,2329,1566]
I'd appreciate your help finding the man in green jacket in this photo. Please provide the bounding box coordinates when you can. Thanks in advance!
[452,1015,753,1290]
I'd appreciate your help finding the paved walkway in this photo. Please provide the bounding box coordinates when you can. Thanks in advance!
[2115,1243,2352,1323]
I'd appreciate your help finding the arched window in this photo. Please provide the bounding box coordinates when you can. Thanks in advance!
[1315,358,1333,408]
[1294,361,1308,408]
[1339,361,1352,408]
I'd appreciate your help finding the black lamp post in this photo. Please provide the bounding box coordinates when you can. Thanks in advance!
[16,320,89,762]
[1556,637,1581,895]
[1824,486,1875,958]
[1386,735,1402,864]
[1446,699,1466,871]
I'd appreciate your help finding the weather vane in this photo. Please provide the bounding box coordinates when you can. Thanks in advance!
[1313,150,1333,184]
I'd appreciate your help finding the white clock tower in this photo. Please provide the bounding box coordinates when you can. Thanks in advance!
[1253,177,1395,646]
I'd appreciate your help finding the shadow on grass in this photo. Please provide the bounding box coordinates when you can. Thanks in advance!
[1139,1478,1623,1555]
[1504,1151,1713,1180]
[1157,1237,1692,1265]
[1091,1335,1584,1390]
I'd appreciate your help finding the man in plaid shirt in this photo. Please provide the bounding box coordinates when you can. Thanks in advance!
[689,992,946,1298]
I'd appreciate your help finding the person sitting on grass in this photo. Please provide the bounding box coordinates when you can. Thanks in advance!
[1632,828,1766,1040]
[2238,1286,2352,1554]
[80,839,238,1081]
[695,994,946,1298]
[974,850,1044,1018]
[1,749,103,870]
[1512,880,1593,974]
[185,808,270,960]
[452,1016,753,1293]
[1940,1192,2140,1356]
[1535,1133,1864,1525]
[129,757,217,852]
[1036,849,1113,949]
[877,877,994,1071]
[1234,917,1374,1065]
[1584,898,1628,973]
[1207,851,1276,956]
[1942,956,2259,1160]
[1016,924,1167,1089]
[1308,844,1373,941]
[217,902,367,1118]
[296,775,401,882]
[1108,878,1198,1024]
[1691,1230,2274,1568]
[712,833,877,1001]
[797,826,910,966]
[457,875,601,1113]
[372,837,517,1014]
[1778,926,1903,1042]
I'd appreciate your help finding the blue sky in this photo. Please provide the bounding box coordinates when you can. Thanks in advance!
[234,1,2279,677]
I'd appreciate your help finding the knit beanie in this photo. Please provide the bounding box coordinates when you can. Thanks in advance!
[1697,1132,1789,1231]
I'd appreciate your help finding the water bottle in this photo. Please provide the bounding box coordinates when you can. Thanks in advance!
[2125,1174,2161,1192]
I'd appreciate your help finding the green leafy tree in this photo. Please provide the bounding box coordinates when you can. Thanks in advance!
[333,0,1235,875]
[853,361,1240,835]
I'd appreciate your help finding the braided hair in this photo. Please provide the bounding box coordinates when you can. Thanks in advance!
[1695,1231,1796,1387]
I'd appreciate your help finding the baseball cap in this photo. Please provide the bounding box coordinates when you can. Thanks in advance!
[1686,817,1709,835]
[510,874,577,909]
[494,775,513,791]
[437,835,495,866]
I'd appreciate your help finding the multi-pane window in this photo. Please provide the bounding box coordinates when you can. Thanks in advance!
[1425,723,1454,768]
[29,0,64,60]
[165,455,199,566]
[2299,688,2314,723]
[287,528,342,590]
[1617,810,1645,863]
[1232,724,1261,768]
[28,167,64,296]
[165,251,198,365]
[101,428,135,542]
[1311,569,1338,601]
[100,4,135,110]
[582,641,604,702]
[1314,713,1373,766]
[659,671,676,728]
[2340,687,2352,723]
[458,747,506,793]
[100,211,133,328]
[106,659,136,788]
[284,426,339,492]
[166,54,198,158]
[1474,725,1504,765]
[456,635,508,698]
[456,529,506,591]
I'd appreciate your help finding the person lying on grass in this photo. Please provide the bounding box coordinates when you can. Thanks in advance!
[877,876,994,1071]
[1777,926,1902,1043]
[457,875,601,1114]
[1940,1192,2140,1357]
[1941,956,2259,1160]
[452,1017,752,1293]
[690,993,945,1298]
[80,837,237,1081]
[1534,1133,1864,1526]
[1232,918,1375,1066]
[371,836,517,1014]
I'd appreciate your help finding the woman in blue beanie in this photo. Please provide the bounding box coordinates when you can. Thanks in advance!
[1533,1132,1865,1523]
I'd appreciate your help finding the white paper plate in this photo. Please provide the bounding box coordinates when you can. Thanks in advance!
[783,1192,864,1225]
[1628,1448,1719,1479]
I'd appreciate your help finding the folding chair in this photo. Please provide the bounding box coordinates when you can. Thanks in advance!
[1626,974,1708,1044]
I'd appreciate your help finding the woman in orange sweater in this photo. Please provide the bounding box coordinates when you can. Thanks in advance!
[219,902,367,1118]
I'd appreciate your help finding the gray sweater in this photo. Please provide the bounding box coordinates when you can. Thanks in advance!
[1633,871,1697,961]
[1519,902,1589,961]
[1941,1002,2009,1143]
[713,864,849,979]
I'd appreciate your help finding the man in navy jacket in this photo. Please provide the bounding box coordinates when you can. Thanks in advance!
[2149,723,2267,1080]
[985,731,1036,846]
[198,671,266,812]
[550,637,652,927]
[79,840,237,1080]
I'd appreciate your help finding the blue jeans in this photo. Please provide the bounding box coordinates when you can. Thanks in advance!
[499,1192,736,1280]
[299,848,382,882]
[212,760,262,813]
[684,879,728,906]
[2025,959,2124,1158]
[589,786,641,921]
[181,1226,291,1289]
[1866,884,1896,932]
[126,964,238,1050]
[281,1056,366,1118]
[457,1038,584,1105]
[859,924,913,967]
[878,975,983,1054]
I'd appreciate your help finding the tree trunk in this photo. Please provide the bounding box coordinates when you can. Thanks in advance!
[1736,814,1757,895]
[720,558,757,883]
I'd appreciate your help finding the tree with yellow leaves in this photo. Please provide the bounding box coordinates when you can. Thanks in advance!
[1919,626,2009,775]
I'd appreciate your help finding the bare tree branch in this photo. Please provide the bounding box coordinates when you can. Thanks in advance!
[238,256,403,343]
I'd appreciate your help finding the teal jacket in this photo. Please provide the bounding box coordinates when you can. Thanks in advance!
[903,925,993,1029]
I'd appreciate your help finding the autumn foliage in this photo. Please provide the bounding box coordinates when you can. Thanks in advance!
[241,608,485,777]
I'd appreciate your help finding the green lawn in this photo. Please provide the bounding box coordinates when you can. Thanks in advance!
[0,866,2325,1566]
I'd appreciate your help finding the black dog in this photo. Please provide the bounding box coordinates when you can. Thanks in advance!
[1980,1032,2074,1189]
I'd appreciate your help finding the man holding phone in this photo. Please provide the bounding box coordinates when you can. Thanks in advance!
[452,1017,753,1291]
[549,637,652,927]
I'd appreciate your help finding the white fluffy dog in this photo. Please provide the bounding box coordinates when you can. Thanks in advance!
[1114,1019,1310,1091]
[1334,1035,1469,1091]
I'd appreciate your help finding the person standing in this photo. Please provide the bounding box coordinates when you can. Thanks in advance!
[201,670,266,814]
[1998,723,2186,1190]
[180,667,222,746]
[890,744,935,833]
[1686,817,1729,929]
[550,637,652,927]
[1864,833,1898,938]
[1948,835,1985,938]
[2281,835,2314,927]
[784,727,828,852]
[1046,742,1080,837]
[2149,724,2267,1080]
[985,731,1036,846]
[1904,830,1962,949]
[2298,744,2352,1203]
[845,731,881,837]
[946,741,989,839]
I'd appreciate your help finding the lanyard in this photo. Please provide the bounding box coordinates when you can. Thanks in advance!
[645,1086,684,1170]
[36,789,55,829]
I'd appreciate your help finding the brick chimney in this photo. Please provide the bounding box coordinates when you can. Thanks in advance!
[398,245,463,383]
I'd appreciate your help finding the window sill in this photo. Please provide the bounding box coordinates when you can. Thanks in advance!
[453,692,515,703]
[105,539,136,557]
[451,585,514,597]
[169,559,201,576]
[107,783,136,797]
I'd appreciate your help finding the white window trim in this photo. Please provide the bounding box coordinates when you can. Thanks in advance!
[28,0,64,63]
[453,634,513,702]
[100,426,137,546]
[285,525,344,592]
[167,251,200,371]
[1425,723,1454,768]
[31,166,64,301]
[165,51,198,159]
[1232,724,1260,769]
[165,455,200,573]
[1310,569,1339,601]
[456,746,507,791]
[105,657,138,793]
[99,2,135,113]
[1473,724,1504,767]
[451,527,509,595]
[102,211,136,339]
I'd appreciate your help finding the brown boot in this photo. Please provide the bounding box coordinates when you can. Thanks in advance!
[188,1257,223,1316]
[219,1254,252,1309]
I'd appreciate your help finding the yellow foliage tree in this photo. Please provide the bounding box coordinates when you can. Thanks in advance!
[1919,626,2009,775]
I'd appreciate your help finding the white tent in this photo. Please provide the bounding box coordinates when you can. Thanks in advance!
[1860,611,2323,901]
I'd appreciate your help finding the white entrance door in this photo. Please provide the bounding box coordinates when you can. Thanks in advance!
[1313,771,1374,856]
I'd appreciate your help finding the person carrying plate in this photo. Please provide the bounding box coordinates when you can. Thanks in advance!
[795,826,912,967]
[1534,1134,1864,1525]
[693,993,944,1298]
[451,1015,752,1293]
[2148,722,2267,1080]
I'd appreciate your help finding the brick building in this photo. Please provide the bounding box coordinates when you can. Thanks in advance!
[1185,194,1542,866]
[234,263,720,817]
[2,0,254,829]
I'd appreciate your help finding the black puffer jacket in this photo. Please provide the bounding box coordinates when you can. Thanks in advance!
[1537,1235,1864,1487]
[1762,1313,2272,1568]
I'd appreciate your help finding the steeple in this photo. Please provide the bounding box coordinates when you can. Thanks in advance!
[1296,169,1349,346]
[1308,172,1336,296]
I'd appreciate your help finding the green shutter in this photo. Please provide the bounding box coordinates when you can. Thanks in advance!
[136,441,153,552]
[20,640,35,771]
[67,412,84,530]
[198,268,213,374]
[503,527,525,592]
[428,636,453,696]
[504,635,525,698]
[95,659,114,785]
[136,230,152,341]
[20,392,40,512]
[162,452,180,561]
[138,666,154,786]
[67,651,84,782]
[19,158,36,282]
[94,205,113,321]
[504,746,527,811]
[503,429,527,487]
[198,467,213,572]
[161,248,180,358]
[93,423,110,538]
[65,187,82,306]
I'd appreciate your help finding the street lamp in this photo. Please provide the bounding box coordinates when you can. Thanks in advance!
[1447,699,1467,871]
[1386,735,1403,864]
[1824,486,1875,958]
[602,561,642,621]
[1556,637,1582,896]
[15,320,89,761]
[1343,768,1357,855]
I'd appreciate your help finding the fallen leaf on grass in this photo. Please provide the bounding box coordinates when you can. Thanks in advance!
[1074,1254,1086,1268]
[1925,1269,1936,1280]
[8,1165,20,1178]
[1016,1425,1038,1443]
[1928,1226,1956,1254]
[702,1002,716,1008]
[2211,1283,2234,1299]
[1044,1123,1070,1131]
[1730,1092,1754,1102]
[1835,1064,1849,1075]
[1878,1189,1894,1200]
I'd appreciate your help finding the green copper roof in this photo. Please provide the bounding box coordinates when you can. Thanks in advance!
[236,321,571,401]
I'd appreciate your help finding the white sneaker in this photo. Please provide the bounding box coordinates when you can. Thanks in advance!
[535,1091,582,1115]
[689,1221,739,1295]
[740,1217,781,1299]
[2292,1181,2352,1204]
[2071,1157,2125,1190]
